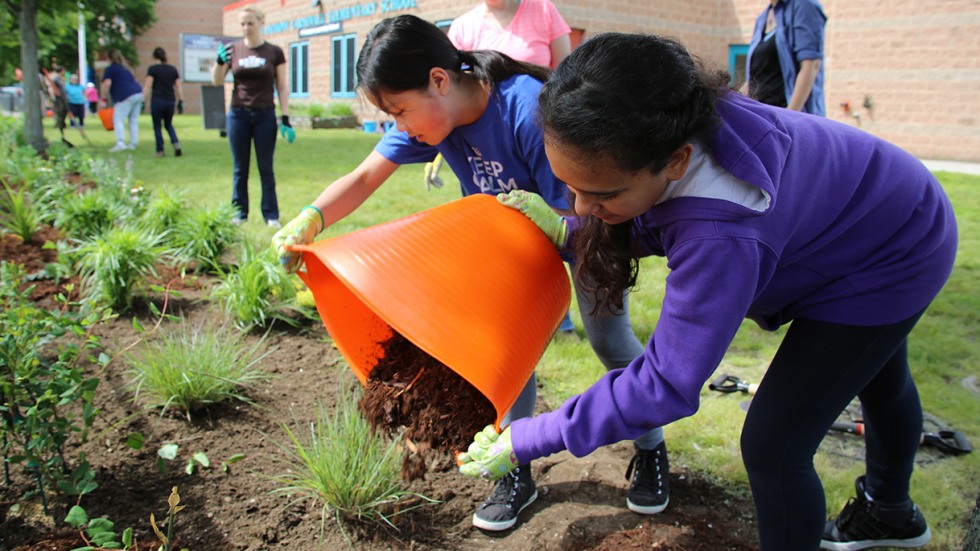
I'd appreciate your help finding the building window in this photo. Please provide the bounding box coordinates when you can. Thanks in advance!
[729,44,749,90]
[332,33,356,98]
[290,41,309,98]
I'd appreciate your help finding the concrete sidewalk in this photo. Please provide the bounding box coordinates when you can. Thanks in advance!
[920,159,980,176]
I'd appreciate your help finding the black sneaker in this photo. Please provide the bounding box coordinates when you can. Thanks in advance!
[625,441,670,514]
[472,465,538,531]
[821,476,931,550]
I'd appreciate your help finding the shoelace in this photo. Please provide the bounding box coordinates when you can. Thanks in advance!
[625,451,661,487]
[486,470,520,507]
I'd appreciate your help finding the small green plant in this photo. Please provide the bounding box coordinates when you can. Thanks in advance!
[0,262,114,512]
[150,486,188,551]
[65,504,135,550]
[55,190,130,240]
[124,317,273,419]
[324,102,354,117]
[268,382,435,537]
[167,202,241,271]
[210,239,311,327]
[0,180,43,242]
[306,102,328,119]
[140,189,187,234]
[74,223,170,311]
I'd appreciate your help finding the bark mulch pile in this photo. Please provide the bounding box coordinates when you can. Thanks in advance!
[359,331,496,481]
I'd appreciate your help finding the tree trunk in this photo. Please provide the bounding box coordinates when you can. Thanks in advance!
[18,0,47,152]
[965,489,980,551]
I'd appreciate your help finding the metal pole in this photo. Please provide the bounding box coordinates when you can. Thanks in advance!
[77,6,87,82]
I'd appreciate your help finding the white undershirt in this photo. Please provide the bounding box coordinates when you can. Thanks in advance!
[657,142,771,212]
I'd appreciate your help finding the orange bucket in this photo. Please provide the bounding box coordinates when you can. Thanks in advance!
[98,107,114,131]
[292,194,571,429]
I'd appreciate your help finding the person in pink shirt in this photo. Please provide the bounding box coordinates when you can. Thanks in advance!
[448,0,571,69]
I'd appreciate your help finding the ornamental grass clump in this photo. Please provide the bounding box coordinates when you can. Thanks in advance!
[210,239,310,328]
[74,223,170,311]
[268,382,435,538]
[168,202,241,272]
[0,180,43,242]
[125,317,273,420]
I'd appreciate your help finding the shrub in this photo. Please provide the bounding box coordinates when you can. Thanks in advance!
[268,382,435,535]
[141,189,187,234]
[74,223,170,311]
[210,239,311,328]
[125,317,273,420]
[0,262,114,509]
[324,102,354,117]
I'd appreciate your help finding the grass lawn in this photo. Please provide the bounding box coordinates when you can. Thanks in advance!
[67,113,979,548]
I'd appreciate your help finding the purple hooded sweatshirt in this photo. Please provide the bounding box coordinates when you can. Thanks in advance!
[511,93,958,462]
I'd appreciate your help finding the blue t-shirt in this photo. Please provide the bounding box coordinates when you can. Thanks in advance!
[373,74,568,210]
[65,83,86,105]
[102,63,142,103]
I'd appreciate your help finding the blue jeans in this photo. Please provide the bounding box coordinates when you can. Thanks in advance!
[504,271,665,450]
[150,98,179,153]
[226,107,279,222]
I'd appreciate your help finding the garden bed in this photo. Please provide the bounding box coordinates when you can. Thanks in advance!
[0,223,766,550]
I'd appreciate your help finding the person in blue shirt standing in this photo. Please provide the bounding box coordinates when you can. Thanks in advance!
[64,73,87,129]
[271,14,672,533]
[745,0,826,115]
[100,49,143,152]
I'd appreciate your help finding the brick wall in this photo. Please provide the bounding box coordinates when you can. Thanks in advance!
[134,0,227,115]
[151,0,979,161]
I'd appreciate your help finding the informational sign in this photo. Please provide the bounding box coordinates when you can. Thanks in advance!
[180,33,236,83]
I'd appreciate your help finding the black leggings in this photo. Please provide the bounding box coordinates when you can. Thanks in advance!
[740,312,925,550]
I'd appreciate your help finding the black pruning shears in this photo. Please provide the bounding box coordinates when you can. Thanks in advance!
[709,373,973,456]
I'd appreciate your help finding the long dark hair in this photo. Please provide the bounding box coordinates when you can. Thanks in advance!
[538,32,729,313]
[356,14,550,111]
[152,47,167,63]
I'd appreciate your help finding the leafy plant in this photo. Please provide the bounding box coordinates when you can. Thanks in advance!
[124,317,273,420]
[140,189,187,234]
[65,504,135,550]
[324,102,354,117]
[210,239,311,328]
[74,223,170,311]
[55,190,130,240]
[306,102,328,119]
[167,202,241,272]
[0,180,43,242]
[0,262,114,512]
[268,382,435,536]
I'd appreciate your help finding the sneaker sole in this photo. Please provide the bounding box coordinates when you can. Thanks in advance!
[819,527,931,551]
[627,496,669,515]
[471,489,538,532]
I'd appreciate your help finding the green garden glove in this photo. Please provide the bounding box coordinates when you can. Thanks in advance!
[458,425,520,481]
[271,205,324,273]
[496,190,567,249]
[280,115,296,143]
[216,43,232,66]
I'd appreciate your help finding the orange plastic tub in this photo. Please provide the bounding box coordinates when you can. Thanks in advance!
[292,194,571,429]
[97,107,114,131]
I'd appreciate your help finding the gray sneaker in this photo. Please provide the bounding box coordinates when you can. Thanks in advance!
[472,465,538,531]
[626,441,670,514]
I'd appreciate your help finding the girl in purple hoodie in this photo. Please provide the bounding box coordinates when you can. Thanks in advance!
[458,32,956,551]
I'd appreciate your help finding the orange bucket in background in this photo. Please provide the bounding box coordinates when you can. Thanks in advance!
[292,194,571,429]
[97,107,114,131]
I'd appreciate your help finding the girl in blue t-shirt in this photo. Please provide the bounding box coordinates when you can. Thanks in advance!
[272,14,671,533]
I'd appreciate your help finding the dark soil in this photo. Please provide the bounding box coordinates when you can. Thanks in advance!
[0,227,766,551]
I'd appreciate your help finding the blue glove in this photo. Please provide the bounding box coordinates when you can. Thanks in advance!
[216,43,232,66]
[280,115,296,143]
[497,190,567,249]
[457,425,520,481]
